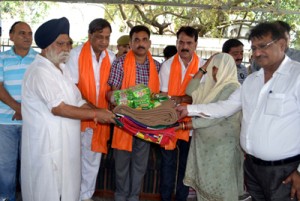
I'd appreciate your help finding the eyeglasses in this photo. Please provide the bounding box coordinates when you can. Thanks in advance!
[251,39,278,53]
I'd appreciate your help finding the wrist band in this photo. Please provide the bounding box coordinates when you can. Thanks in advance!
[182,122,186,130]
[199,68,207,74]
[93,109,98,125]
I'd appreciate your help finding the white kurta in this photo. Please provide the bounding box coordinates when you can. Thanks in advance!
[21,54,86,201]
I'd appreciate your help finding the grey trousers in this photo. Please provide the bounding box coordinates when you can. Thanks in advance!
[244,155,300,201]
[114,137,150,201]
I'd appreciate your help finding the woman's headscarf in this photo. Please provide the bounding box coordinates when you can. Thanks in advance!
[192,53,240,104]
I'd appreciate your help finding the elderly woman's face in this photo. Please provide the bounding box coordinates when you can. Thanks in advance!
[212,66,218,82]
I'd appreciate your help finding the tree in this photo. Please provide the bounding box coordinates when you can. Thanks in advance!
[0,1,53,24]
[104,0,300,46]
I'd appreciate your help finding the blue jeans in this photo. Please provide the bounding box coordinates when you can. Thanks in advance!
[0,124,22,201]
[160,139,190,201]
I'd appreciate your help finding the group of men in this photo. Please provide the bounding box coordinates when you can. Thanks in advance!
[1,16,300,201]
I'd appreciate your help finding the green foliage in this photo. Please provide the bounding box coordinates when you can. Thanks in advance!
[0,1,53,24]
[104,0,300,46]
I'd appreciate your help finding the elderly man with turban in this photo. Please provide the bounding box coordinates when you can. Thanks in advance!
[20,17,116,201]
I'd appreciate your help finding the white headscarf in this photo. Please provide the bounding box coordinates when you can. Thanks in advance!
[192,53,240,104]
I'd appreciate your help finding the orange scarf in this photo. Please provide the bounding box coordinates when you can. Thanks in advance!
[78,41,111,153]
[112,50,160,151]
[164,53,199,150]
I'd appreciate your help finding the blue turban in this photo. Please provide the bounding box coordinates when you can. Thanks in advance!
[35,17,70,49]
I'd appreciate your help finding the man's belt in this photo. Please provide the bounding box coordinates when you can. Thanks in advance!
[246,154,300,166]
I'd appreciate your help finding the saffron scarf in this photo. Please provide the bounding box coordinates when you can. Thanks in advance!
[164,53,199,150]
[78,40,111,153]
[112,50,160,152]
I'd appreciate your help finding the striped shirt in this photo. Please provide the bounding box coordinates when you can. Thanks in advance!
[0,47,38,125]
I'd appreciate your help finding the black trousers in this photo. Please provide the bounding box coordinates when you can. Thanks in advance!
[244,155,300,201]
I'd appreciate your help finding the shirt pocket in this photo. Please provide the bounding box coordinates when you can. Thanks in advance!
[265,93,285,116]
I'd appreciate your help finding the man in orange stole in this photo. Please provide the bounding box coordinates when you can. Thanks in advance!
[66,18,116,201]
[107,25,161,201]
[159,26,205,201]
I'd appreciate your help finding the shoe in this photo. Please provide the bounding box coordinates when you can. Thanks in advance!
[238,192,251,201]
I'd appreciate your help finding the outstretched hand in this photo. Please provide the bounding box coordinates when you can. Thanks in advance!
[95,109,116,124]
[283,170,300,200]
[176,105,188,120]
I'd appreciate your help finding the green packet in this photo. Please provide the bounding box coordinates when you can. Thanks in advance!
[113,89,133,105]
[132,95,151,109]
[116,99,134,107]
[130,84,151,99]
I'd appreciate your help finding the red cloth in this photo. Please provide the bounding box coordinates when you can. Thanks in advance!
[117,116,176,146]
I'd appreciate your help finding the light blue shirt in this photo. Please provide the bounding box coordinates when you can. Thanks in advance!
[0,47,38,124]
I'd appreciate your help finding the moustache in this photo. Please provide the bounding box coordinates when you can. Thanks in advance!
[137,46,146,50]
[181,49,189,52]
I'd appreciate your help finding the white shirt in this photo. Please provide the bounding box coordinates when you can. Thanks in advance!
[66,44,115,99]
[188,56,300,161]
[160,54,204,136]
[159,54,205,92]
[21,55,86,201]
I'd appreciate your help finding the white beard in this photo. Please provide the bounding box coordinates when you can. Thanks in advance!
[46,49,70,66]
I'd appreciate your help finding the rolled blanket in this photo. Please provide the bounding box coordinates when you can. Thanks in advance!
[113,99,178,127]
[124,115,179,130]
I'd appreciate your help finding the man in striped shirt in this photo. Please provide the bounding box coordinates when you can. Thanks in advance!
[0,21,37,201]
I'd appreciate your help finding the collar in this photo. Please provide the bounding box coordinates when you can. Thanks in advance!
[9,46,34,57]
[274,55,291,76]
[90,45,106,60]
[178,54,194,67]
[255,55,291,77]
[237,64,243,69]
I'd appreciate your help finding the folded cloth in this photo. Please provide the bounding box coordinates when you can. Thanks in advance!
[116,115,176,146]
[124,115,179,130]
[113,99,178,127]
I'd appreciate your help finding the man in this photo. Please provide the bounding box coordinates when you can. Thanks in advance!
[0,21,37,201]
[66,18,115,201]
[275,20,300,61]
[250,20,300,73]
[116,35,130,58]
[108,25,161,201]
[21,17,115,201]
[163,45,177,61]
[177,22,300,201]
[159,26,205,201]
[222,38,248,84]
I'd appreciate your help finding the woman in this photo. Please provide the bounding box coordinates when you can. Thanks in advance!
[178,53,244,201]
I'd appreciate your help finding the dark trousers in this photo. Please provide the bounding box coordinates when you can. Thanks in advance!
[244,155,300,201]
[160,139,190,201]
